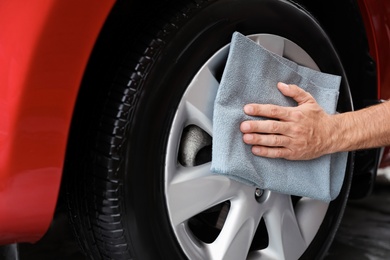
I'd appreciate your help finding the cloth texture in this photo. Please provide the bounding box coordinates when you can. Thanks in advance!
[211,32,348,202]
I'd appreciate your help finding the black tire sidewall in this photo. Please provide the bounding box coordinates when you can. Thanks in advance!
[121,0,353,259]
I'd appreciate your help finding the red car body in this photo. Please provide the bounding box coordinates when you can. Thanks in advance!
[0,0,388,245]
[0,0,115,244]
[359,0,390,100]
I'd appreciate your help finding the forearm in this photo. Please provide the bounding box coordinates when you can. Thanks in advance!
[329,101,390,153]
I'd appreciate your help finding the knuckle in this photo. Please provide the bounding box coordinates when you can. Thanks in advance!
[274,148,283,158]
[255,134,265,145]
[284,137,291,145]
[285,109,292,119]
[269,107,279,117]
[250,122,259,132]
[262,148,271,157]
[291,125,303,135]
[270,121,279,132]
[292,110,304,120]
[253,105,262,115]
[273,135,282,146]
[306,92,315,100]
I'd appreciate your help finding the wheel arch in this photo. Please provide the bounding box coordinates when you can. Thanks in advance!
[294,0,377,108]
[293,0,380,199]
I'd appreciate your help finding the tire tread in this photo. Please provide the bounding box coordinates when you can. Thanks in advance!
[66,0,208,259]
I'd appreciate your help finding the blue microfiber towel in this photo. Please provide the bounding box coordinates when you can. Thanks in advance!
[211,32,348,202]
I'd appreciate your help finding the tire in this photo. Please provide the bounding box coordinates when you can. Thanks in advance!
[66,0,353,259]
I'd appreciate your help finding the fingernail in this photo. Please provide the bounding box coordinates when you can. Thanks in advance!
[241,122,250,131]
[244,105,254,114]
[244,134,253,141]
[252,146,261,154]
[278,82,289,89]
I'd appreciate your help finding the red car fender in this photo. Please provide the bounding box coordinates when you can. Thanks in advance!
[358,0,390,167]
[358,0,390,100]
[0,0,115,244]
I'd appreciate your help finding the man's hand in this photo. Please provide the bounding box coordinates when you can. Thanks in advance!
[240,82,336,160]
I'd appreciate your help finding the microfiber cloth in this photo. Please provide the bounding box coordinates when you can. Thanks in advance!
[211,32,348,202]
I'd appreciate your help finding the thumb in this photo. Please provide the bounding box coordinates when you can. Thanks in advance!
[277,82,315,105]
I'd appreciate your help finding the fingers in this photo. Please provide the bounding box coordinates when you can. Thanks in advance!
[244,83,315,119]
[277,82,315,105]
[240,82,319,160]
[251,146,291,159]
[241,120,293,156]
[244,104,291,120]
[242,133,291,147]
[240,120,289,134]
[242,131,293,159]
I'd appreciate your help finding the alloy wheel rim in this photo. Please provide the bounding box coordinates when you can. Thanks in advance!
[165,34,330,260]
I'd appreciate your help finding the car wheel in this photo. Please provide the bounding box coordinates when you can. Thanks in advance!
[67,0,353,259]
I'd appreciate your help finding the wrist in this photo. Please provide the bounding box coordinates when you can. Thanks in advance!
[323,113,343,154]
[325,103,389,153]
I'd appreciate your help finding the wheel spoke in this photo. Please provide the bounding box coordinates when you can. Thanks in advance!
[182,66,219,134]
[207,193,264,260]
[249,34,285,56]
[167,163,239,226]
[295,198,328,244]
[262,193,307,260]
